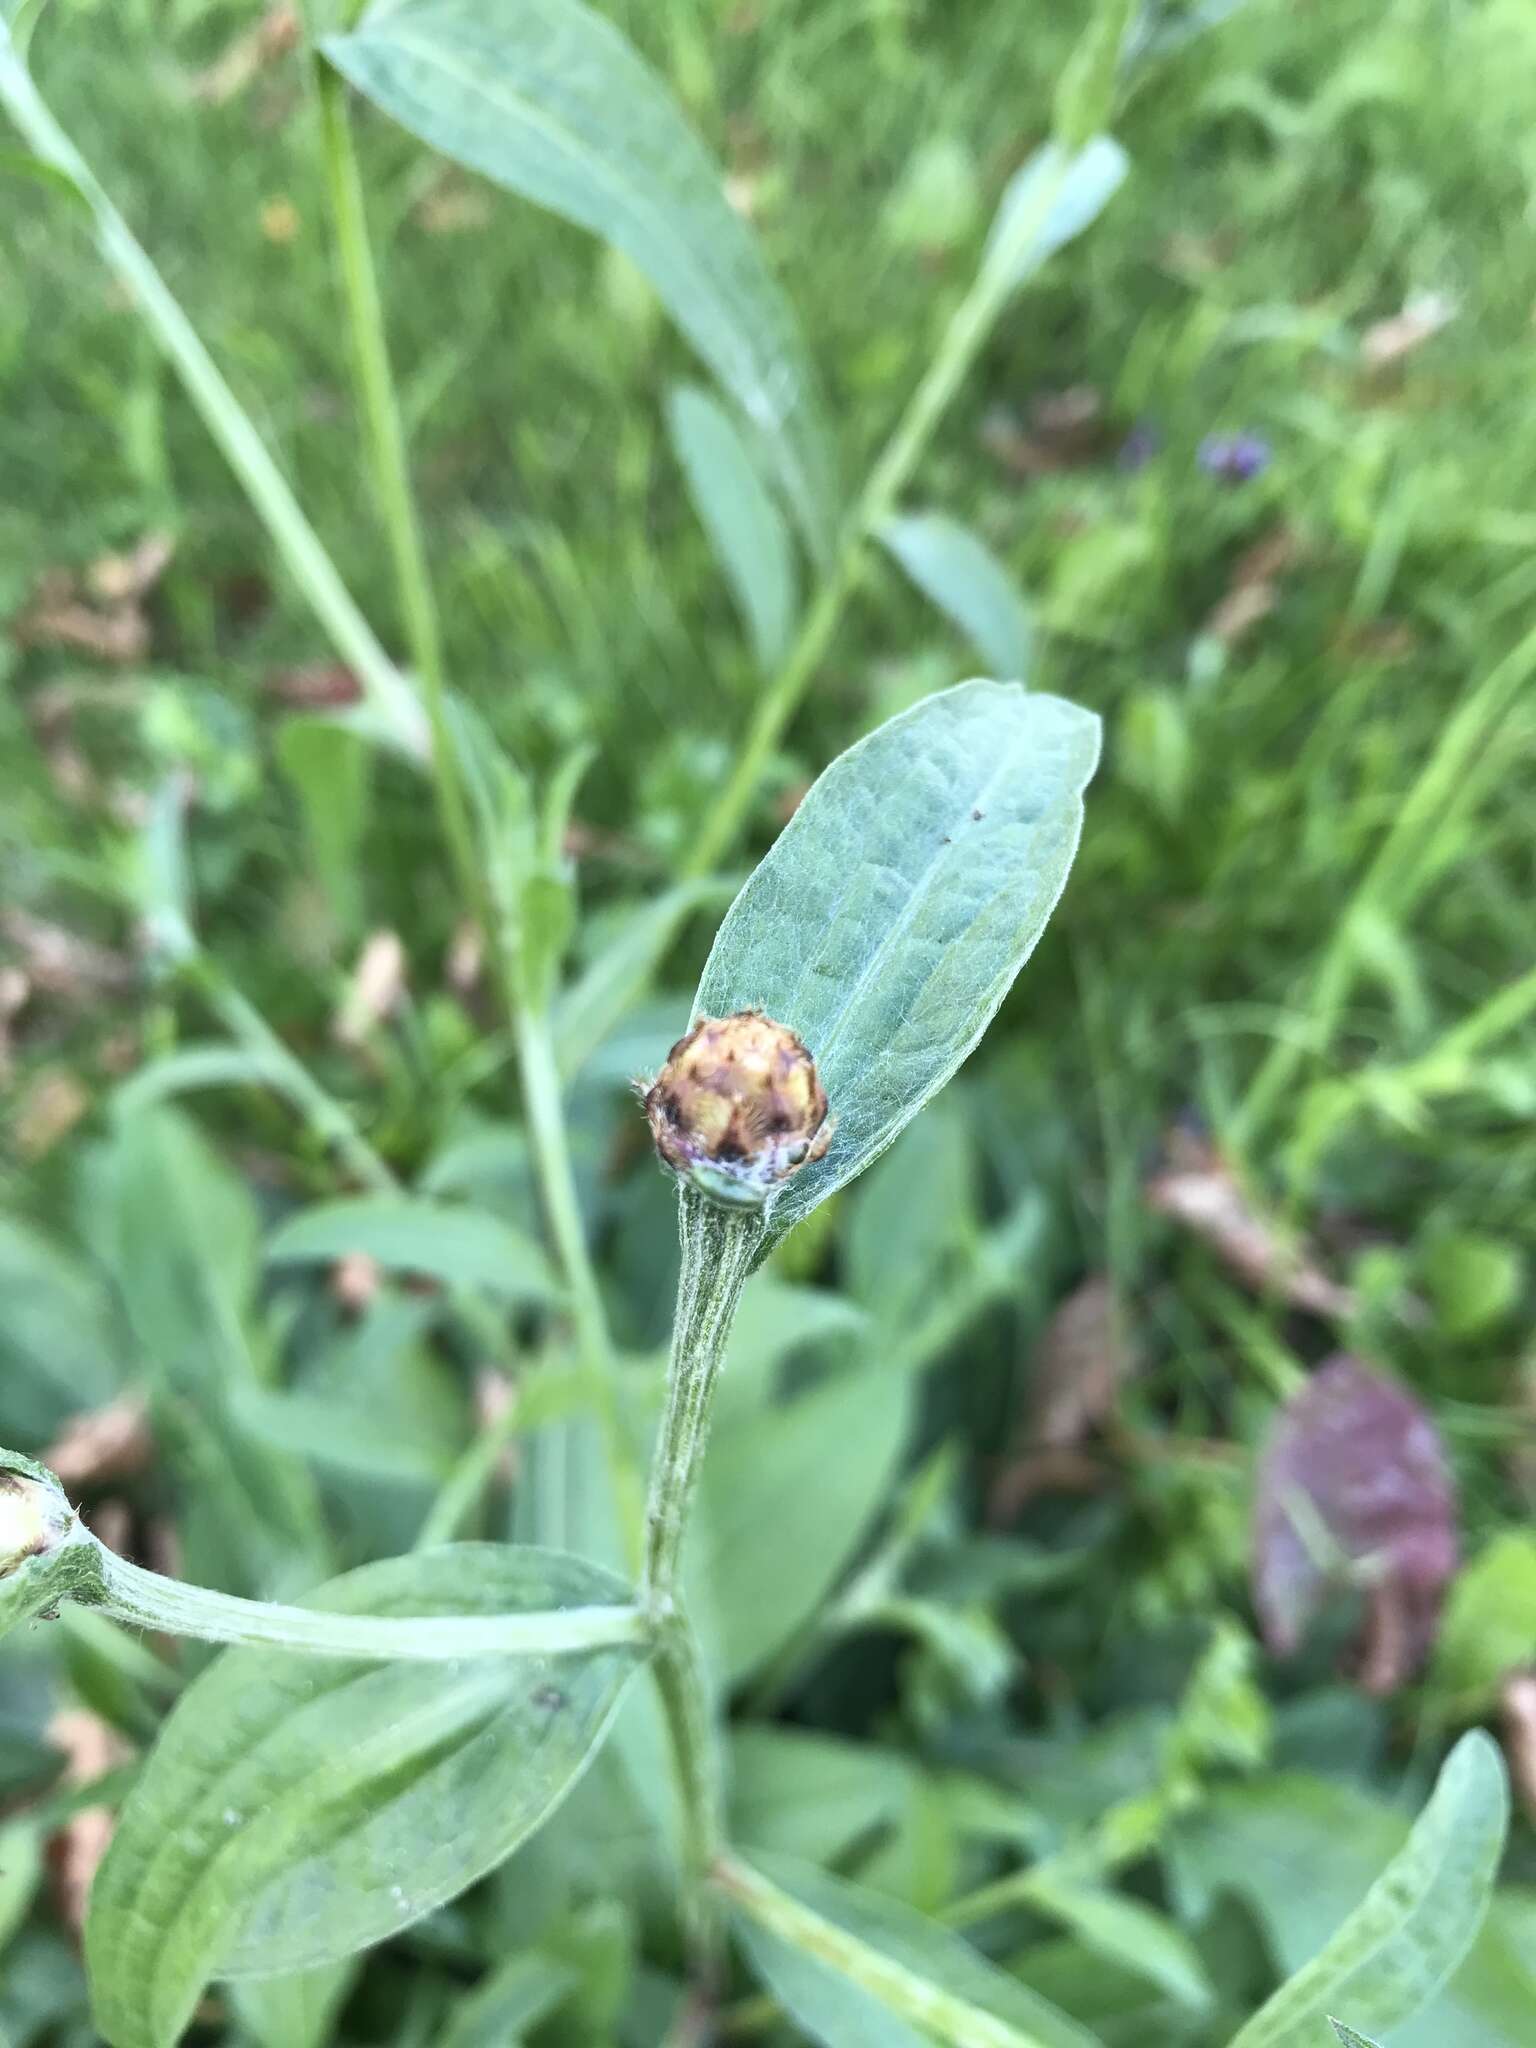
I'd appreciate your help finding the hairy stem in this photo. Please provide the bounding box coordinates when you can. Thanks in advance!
[0,36,425,758]
[95,1547,649,1660]
[643,1188,765,1946]
[516,1004,647,1569]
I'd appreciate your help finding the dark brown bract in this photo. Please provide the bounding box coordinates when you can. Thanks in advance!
[643,1009,831,1209]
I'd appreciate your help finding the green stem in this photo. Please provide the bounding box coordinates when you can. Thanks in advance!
[311,57,478,898]
[0,35,425,759]
[94,1546,648,1660]
[516,1003,647,1567]
[643,1189,765,1938]
[713,1853,1048,2048]
[683,162,1070,879]
[186,958,397,1195]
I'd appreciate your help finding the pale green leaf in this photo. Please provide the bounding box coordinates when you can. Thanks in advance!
[1433,1531,1536,1711]
[1020,1872,1213,2010]
[981,137,1130,294]
[690,1356,912,1684]
[324,0,836,559]
[277,718,370,937]
[85,1546,643,2048]
[556,876,735,1082]
[227,1962,357,2048]
[880,514,1033,681]
[1226,1732,1509,2048]
[669,382,799,672]
[266,1196,562,1304]
[112,1046,289,1120]
[436,1953,576,2048]
[732,1855,1102,2048]
[692,681,1100,1235]
[1329,2026,1383,2048]
[729,1727,915,1867]
[0,1218,120,1440]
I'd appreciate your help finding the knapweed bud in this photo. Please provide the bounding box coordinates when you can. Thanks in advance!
[644,1010,831,1210]
[0,1468,75,1582]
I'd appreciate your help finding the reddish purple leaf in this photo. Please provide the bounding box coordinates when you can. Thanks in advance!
[1253,1356,1458,1691]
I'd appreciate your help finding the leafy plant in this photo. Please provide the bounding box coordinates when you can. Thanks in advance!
[0,0,1523,2043]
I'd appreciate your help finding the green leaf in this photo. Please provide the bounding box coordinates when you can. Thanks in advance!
[981,137,1130,295]
[1019,1873,1213,2011]
[1225,1733,1509,2048]
[112,1046,291,1120]
[1329,2026,1384,2048]
[277,718,371,937]
[556,876,735,1083]
[1433,1532,1536,1711]
[727,1854,1102,2048]
[436,1952,576,2048]
[0,1218,120,1442]
[226,1962,357,2048]
[729,1727,915,1867]
[692,681,1100,1235]
[266,1196,562,1304]
[668,383,799,672]
[85,1545,643,2048]
[324,0,836,560]
[691,1356,912,1684]
[880,515,1033,681]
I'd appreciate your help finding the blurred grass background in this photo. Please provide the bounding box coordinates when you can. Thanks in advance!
[4,0,1536,2036]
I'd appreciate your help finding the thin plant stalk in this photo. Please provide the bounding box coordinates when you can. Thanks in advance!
[0,34,425,758]
[311,58,478,900]
[95,1547,648,1661]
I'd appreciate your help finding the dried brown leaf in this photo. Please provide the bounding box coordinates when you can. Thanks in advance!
[188,4,300,104]
[1147,1127,1355,1320]
[1362,291,1456,370]
[1501,1671,1536,1825]
[46,1709,133,1935]
[989,1276,1131,1520]
[43,1394,153,1490]
[334,930,407,1047]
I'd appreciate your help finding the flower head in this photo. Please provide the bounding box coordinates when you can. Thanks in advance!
[0,1469,74,1582]
[644,1010,831,1210]
[1198,431,1272,485]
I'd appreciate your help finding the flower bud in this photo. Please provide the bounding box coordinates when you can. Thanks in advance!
[644,1010,831,1210]
[0,1468,75,1582]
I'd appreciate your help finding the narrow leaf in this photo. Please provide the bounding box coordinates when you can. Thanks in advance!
[669,382,799,671]
[85,1546,642,2048]
[1329,2027,1384,2048]
[723,1853,1100,2048]
[692,681,1100,1235]
[880,514,1032,680]
[266,1196,562,1304]
[981,136,1130,294]
[324,0,837,558]
[1227,1732,1509,2048]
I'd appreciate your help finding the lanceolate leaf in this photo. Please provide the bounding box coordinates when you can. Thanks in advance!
[669,382,799,671]
[1329,2027,1383,2048]
[880,513,1033,681]
[981,136,1130,295]
[85,1546,644,2048]
[1226,1732,1509,2048]
[692,681,1100,1236]
[266,1195,562,1304]
[324,0,837,560]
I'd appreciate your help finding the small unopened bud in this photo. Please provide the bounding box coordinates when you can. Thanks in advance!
[0,1470,75,1581]
[644,1010,831,1210]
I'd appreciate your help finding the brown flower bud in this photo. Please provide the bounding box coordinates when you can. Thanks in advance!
[0,1469,75,1582]
[643,1010,831,1209]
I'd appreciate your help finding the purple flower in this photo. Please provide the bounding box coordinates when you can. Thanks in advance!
[1198,432,1271,484]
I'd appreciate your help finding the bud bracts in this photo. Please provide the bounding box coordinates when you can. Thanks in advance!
[643,1010,831,1210]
